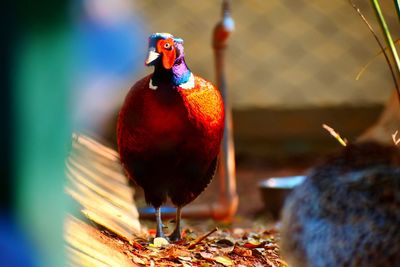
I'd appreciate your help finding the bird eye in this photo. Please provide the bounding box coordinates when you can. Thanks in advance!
[164,43,171,49]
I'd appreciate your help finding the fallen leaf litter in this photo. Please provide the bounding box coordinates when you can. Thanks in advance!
[108,226,286,266]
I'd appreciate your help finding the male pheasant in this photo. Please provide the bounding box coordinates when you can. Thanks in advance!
[117,33,225,241]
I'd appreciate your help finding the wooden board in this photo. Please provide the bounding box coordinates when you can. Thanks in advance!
[65,134,143,266]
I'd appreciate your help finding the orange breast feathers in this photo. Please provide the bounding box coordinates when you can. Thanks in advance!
[178,76,225,135]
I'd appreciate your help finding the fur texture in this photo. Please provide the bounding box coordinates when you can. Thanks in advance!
[281,142,400,267]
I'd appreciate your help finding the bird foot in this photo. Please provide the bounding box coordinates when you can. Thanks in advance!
[156,227,167,240]
[155,232,167,239]
[168,230,181,242]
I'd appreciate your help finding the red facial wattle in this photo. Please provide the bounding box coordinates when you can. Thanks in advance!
[157,38,176,69]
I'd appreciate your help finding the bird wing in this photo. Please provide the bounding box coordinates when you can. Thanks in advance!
[207,157,219,185]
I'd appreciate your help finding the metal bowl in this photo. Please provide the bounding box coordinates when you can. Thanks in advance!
[258,175,306,219]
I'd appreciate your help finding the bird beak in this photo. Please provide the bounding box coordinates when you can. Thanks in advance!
[145,49,160,66]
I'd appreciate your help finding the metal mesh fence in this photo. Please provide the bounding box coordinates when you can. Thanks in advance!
[133,0,399,109]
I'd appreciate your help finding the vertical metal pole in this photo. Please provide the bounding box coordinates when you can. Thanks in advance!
[212,0,238,221]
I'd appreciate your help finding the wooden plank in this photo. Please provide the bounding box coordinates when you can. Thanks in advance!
[65,134,143,266]
[232,105,383,158]
[65,216,139,267]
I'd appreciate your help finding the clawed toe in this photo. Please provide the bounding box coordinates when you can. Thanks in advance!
[168,231,181,242]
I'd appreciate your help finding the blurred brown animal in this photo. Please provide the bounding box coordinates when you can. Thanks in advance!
[281,142,400,267]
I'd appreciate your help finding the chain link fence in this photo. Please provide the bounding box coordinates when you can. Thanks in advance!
[133,0,399,109]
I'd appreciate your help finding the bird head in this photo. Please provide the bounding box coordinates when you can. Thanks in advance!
[145,33,184,70]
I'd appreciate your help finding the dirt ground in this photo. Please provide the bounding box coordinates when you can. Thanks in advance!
[67,133,320,266]
[135,155,318,230]
[73,157,317,266]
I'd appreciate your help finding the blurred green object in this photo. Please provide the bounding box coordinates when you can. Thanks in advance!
[394,0,400,21]
[370,0,400,77]
[13,1,72,267]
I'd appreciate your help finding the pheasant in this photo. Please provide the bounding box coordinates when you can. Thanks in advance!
[117,33,225,241]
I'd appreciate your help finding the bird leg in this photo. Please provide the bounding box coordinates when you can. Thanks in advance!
[169,206,182,241]
[155,207,166,238]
